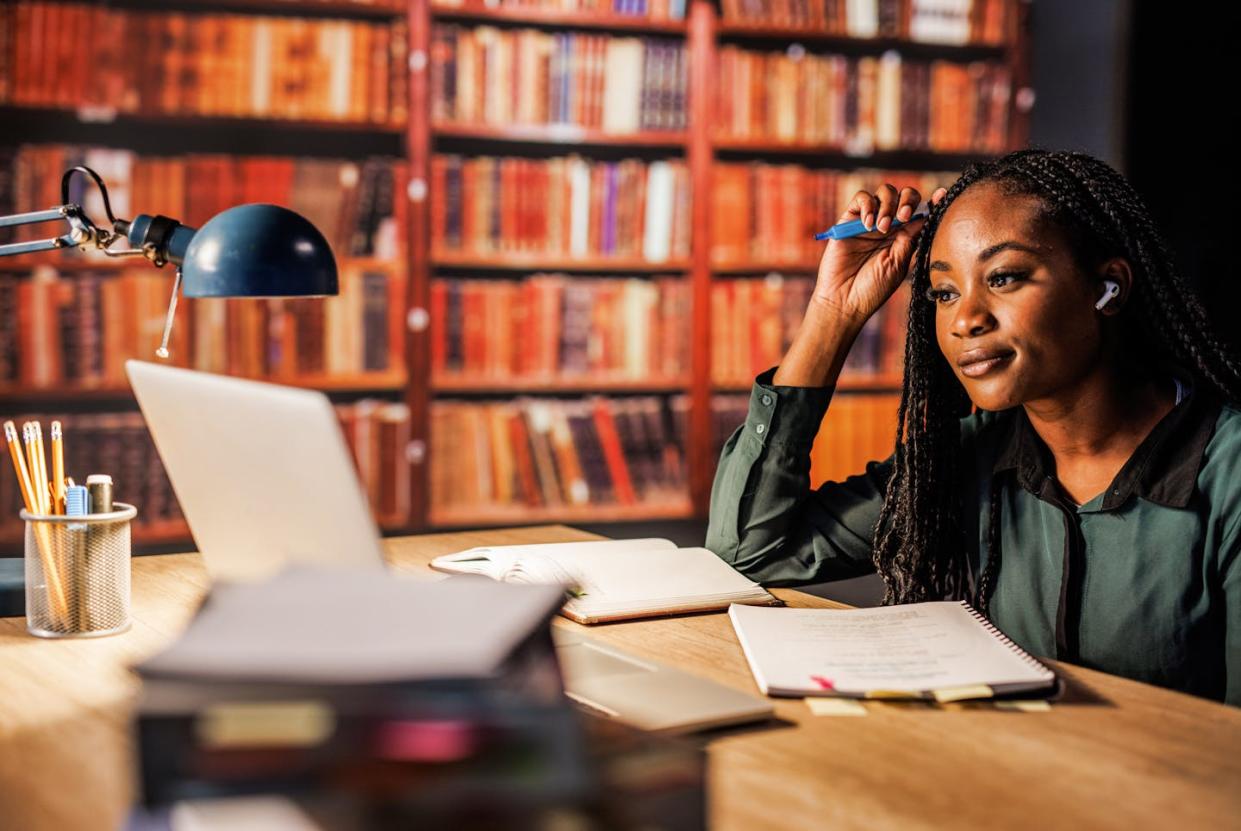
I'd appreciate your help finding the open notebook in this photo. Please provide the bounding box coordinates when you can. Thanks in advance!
[430,538,779,624]
[729,600,1058,702]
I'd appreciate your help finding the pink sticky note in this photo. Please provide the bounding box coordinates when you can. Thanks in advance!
[810,675,835,690]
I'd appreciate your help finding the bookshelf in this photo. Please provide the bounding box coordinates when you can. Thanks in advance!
[1,0,1033,551]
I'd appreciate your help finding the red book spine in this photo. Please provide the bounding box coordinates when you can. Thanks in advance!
[591,398,636,505]
[508,409,543,507]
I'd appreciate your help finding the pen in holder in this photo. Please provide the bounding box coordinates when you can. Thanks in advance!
[20,503,136,638]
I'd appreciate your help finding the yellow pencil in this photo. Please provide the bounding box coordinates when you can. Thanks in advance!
[51,421,65,515]
[4,421,36,512]
[22,423,44,514]
[18,423,70,623]
[31,422,51,516]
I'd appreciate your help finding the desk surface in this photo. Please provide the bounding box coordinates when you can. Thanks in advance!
[1,525,1239,830]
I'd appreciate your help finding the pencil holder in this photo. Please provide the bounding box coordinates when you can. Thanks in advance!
[20,503,136,638]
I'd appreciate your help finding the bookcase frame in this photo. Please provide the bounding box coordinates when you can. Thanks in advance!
[1,0,1033,547]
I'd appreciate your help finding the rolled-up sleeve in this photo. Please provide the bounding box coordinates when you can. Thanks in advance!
[705,365,890,586]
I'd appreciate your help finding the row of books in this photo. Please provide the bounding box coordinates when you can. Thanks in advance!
[431,276,690,381]
[714,47,1012,153]
[430,26,688,133]
[0,3,407,124]
[711,163,955,265]
[190,264,405,381]
[710,276,910,385]
[718,0,1016,46]
[0,264,405,389]
[430,394,688,512]
[431,155,692,262]
[432,0,688,20]
[710,390,901,486]
[0,402,411,550]
[1,146,406,264]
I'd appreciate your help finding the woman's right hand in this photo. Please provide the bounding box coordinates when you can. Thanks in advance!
[810,184,948,328]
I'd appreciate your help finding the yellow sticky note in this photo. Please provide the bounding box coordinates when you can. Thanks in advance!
[994,700,1052,712]
[806,697,869,716]
[932,684,994,703]
[863,689,921,700]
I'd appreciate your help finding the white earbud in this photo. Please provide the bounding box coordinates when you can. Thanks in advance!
[1095,280,1120,311]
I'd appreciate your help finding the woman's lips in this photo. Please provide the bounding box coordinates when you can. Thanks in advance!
[959,351,1015,378]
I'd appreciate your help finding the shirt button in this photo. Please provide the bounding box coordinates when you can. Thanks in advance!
[760,394,772,406]
[756,424,766,435]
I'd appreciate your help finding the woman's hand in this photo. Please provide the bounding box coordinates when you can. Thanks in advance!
[810,184,948,327]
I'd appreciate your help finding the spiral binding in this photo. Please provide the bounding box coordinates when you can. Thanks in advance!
[958,600,1054,677]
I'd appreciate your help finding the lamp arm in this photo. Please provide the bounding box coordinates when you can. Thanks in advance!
[0,166,196,266]
[0,207,79,258]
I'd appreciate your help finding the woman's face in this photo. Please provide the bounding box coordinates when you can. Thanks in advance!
[927,183,1109,411]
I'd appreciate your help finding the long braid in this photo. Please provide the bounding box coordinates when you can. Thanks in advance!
[870,147,1241,618]
[974,473,1005,617]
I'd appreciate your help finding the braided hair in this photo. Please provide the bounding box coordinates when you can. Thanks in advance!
[872,147,1241,619]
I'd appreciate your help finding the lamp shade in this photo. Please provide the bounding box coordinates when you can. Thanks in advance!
[180,204,338,298]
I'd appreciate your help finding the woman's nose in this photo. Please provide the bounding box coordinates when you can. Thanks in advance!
[951,293,996,338]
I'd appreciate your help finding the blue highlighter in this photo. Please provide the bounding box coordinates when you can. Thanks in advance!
[814,211,928,241]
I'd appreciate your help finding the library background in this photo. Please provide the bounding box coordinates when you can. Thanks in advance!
[0,0,1030,573]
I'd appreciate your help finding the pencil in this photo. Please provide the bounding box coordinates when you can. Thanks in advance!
[18,423,71,624]
[4,421,36,512]
[31,422,50,515]
[22,423,44,514]
[51,421,65,515]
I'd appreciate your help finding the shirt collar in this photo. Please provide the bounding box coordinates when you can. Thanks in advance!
[991,362,1222,510]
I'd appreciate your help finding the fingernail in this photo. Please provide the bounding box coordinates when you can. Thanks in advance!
[865,213,874,229]
[898,205,911,221]
[878,216,890,233]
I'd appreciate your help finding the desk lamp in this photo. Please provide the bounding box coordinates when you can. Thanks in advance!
[0,165,339,357]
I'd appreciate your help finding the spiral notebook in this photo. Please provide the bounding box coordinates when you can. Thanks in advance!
[729,600,1058,702]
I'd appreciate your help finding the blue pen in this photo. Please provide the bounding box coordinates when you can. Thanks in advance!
[814,211,928,241]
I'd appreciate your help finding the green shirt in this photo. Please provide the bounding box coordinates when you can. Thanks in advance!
[706,365,1241,708]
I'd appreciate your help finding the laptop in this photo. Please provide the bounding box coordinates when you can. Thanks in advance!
[126,360,773,734]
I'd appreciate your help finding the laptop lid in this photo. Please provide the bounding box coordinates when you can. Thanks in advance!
[125,360,387,583]
[552,629,773,733]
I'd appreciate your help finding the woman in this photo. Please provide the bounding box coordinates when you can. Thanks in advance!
[706,148,1241,707]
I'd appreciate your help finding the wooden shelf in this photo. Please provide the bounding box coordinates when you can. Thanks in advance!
[0,372,408,405]
[429,498,696,528]
[1,255,402,274]
[712,373,904,393]
[711,139,1004,169]
[712,260,820,274]
[116,0,407,18]
[433,122,689,148]
[712,137,852,155]
[430,4,688,34]
[433,375,691,394]
[1,105,404,136]
[714,23,1009,55]
[432,251,691,272]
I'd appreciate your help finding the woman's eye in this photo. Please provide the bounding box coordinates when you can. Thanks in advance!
[924,287,958,304]
[987,271,1025,288]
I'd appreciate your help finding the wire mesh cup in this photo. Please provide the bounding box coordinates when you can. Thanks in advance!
[20,503,136,638]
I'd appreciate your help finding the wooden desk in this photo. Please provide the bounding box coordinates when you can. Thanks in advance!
[1,525,1239,830]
